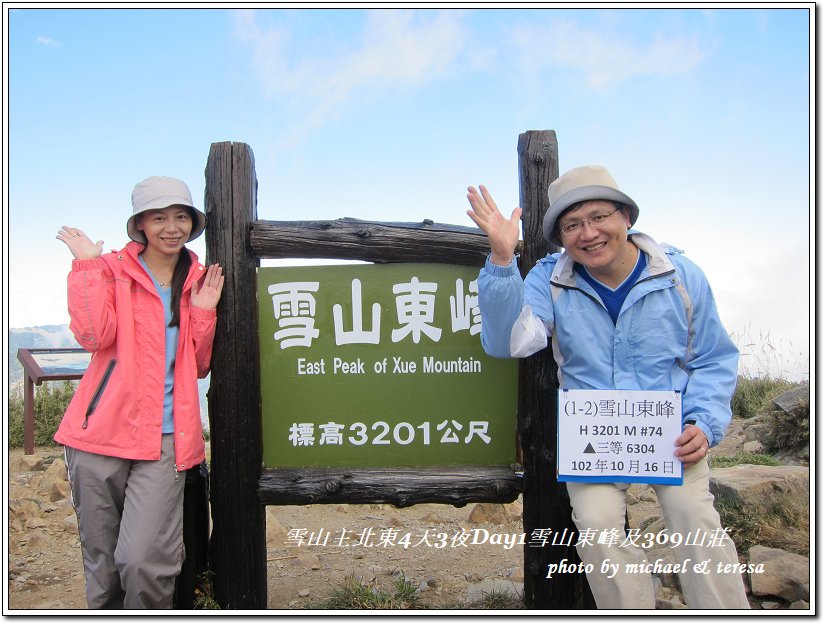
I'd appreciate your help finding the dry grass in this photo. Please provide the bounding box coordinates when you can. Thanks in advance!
[716,492,809,556]
[312,574,421,609]
[730,325,809,383]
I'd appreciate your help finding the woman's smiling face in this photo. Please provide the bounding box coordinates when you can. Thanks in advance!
[136,206,193,255]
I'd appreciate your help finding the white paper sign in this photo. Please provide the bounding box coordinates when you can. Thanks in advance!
[557,389,683,485]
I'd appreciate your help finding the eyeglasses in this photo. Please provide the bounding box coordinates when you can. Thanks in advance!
[559,208,620,237]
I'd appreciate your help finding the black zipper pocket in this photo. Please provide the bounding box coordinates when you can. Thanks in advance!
[83,358,117,429]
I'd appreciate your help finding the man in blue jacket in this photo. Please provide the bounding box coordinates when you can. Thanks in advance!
[466,165,749,609]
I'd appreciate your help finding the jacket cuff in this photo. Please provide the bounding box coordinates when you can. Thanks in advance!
[484,254,519,277]
[687,418,715,447]
[189,304,217,320]
[71,257,106,271]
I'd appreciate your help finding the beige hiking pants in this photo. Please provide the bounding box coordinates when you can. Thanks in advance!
[566,457,750,609]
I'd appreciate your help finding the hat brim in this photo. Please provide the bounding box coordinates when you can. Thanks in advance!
[127,204,207,245]
[543,185,639,247]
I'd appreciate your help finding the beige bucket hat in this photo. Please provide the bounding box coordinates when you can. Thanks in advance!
[127,176,206,244]
[542,165,639,247]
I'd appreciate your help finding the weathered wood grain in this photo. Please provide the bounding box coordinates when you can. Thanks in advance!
[250,218,497,266]
[205,142,266,609]
[259,466,522,508]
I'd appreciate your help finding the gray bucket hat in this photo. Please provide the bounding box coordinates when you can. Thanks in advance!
[542,165,639,247]
[127,176,206,244]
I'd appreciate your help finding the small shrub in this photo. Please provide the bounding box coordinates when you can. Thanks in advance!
[314,574,420,609]
[467,588,524,609]
[731,376,797,419]
[765,401,810,453]
[391,573,421,606]
[192,571,220,609]
[8,380,76,448]
[8,387,24,446]
[427,586,526,610]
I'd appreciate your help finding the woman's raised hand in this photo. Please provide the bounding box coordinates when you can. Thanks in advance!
[56,227,103,260]
[191,264,225,310]
[466,185,521,266]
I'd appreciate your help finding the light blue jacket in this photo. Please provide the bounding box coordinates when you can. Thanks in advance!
[477,231,738,447]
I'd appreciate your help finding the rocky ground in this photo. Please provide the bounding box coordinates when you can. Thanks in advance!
[7,446,530,612]
[6,413,810,612]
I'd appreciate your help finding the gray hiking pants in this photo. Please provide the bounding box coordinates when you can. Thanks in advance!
[65,434,185,609]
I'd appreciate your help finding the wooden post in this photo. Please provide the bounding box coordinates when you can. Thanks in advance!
[23,375,35,455]
[517,131,593,609]
[17,348,88,455]
[204,142,266,609]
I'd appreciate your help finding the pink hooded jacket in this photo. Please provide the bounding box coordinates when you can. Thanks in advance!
[54,241,216,472]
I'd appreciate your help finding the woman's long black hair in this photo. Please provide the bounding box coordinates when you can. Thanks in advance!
[168,206,197,328]
[169,247,191,328]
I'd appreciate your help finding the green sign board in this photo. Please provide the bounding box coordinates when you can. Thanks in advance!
[258,264,518,469]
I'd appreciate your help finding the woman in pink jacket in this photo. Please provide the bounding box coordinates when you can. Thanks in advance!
[54,176,224,609]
